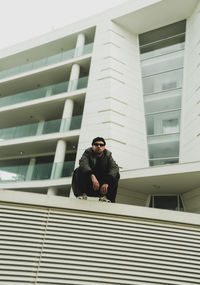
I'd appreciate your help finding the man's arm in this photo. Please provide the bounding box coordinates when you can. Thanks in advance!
[104,152,119,188]
[107,152,119,177]
[79,148,93,175]
[79,148,100,190]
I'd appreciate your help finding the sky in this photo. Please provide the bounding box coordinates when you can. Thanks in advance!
[0,0,128,50]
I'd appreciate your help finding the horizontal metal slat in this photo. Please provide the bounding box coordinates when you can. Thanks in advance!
[41,246,200,261]
[40,255,200,270]
[35,272,200,285]
[43,232,200,254]
[0,249,41,257]
[43,231,200,249]
[49,211,200,234]
[37,262,200,277]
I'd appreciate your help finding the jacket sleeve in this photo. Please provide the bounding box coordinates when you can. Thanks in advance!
[105,152,120,186]
[79,148,94,176]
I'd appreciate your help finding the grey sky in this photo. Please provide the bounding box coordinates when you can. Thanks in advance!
[0,0,128,49]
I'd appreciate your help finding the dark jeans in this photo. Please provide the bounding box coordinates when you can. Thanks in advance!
[72,168,119,203]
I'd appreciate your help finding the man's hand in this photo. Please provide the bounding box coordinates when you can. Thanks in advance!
[100,184,108,195]
[91,174,100,191]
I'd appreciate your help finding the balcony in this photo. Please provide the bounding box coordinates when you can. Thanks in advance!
[145,109,181,135]
[0,77,88,108]
[144,88,182,114]
[148,136,179,166]
[0,116,82,142]
[0,161,75,183]
[0,43,93,80]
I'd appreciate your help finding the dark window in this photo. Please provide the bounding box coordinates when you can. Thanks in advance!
[150,195,184,211]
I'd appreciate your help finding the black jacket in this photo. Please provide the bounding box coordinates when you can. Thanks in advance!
[75,147,119,184]
[72,147,119,197]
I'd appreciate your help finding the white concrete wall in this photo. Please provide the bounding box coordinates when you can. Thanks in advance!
[179,1,200,163]
[116,186,148,206]
[182,187,200,213]
[76,20,148,171]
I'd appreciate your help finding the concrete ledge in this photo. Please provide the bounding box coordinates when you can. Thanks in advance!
[0,189,200,226]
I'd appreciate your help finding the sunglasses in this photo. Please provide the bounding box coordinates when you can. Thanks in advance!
[93,143,105,147]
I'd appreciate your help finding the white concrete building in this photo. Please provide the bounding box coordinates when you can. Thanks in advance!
[0,0,200,212]
[0,0,200,283]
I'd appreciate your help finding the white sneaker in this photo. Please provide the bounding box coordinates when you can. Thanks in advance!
[77,193,87,200]
[99,196,111,203]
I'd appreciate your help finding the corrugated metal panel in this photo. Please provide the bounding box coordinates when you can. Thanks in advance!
[0,202,200,285]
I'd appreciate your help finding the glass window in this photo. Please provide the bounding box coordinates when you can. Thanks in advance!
[139,20,186,54]
[145,110,180,135]
[149,195,184,211]
[139,20,186,166]
[162,119,179,134]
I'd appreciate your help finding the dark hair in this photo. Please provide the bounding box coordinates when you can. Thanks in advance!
[92,137,106,146]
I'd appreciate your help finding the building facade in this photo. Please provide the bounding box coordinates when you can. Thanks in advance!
[0,0,200,211]
[1,0,200,284]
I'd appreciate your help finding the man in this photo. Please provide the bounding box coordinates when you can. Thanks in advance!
[72,137,120,202]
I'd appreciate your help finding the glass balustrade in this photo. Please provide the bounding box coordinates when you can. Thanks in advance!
[0,161,75,182]
[141,49,184,77]
[149,157,179,166]
[144,89,182,114]
[0,43,93,80]
[148,139,179,165]
[142,68,183,95]
[0,115,82,141]
[0,76,88,108]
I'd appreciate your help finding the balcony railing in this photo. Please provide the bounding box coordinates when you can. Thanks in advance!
[0,161,75,182]
[0,43,93,80]
[149,157,179,166]
[0,115,82,141]
[0,76,88,108]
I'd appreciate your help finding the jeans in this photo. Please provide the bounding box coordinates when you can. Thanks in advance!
[72,167,119,203]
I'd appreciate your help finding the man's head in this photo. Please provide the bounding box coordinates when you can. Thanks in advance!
[92,137,106,156]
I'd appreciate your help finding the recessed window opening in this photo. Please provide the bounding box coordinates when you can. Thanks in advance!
[139,20,186,166]
[149,195,184,211]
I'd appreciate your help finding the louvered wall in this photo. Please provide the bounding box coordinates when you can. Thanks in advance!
[0,201,200,285]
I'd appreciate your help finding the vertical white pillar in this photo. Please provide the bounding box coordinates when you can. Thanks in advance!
[68,64,80,92]
[48,139,67,195]
[26,158,36,181]
[74,33,85,57]
[45,86,52,97]
[48,60,79,196]
[36,120,45,135]
[52,139,67,178]
[60,99,74,132]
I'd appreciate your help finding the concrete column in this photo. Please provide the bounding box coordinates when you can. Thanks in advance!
[60,99,74,132]
[47,139,67,195]
[51,139,67,179]
[36,120,45,135]
[74,33,85,57]
[26,158,36,181]
[45,86,52,97]
[68,63,80,92]
[48,61,78,195]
